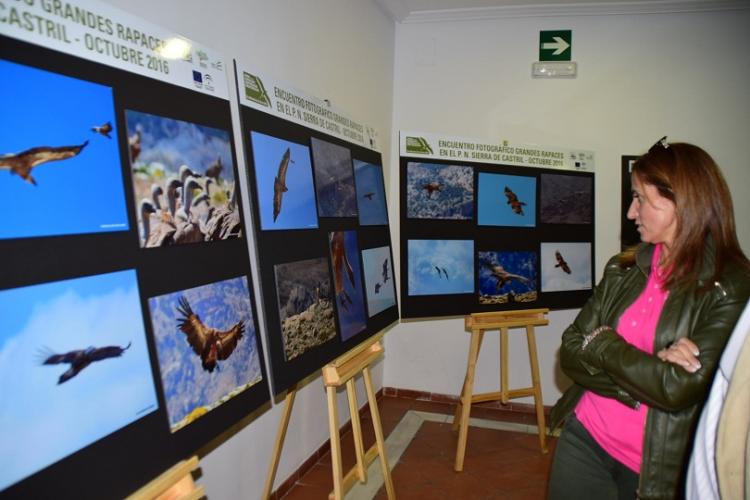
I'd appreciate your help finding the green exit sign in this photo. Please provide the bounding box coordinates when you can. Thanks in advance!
[539,30,572,61]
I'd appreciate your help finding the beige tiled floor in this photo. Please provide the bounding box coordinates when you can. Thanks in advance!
[280,395,557,499]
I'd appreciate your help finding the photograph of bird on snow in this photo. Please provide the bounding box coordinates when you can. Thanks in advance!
[147,276,263,433]
[353,160,389,226]
[0,58,129,240]
[477,172,536,227]
[361,246,396,317]
[126,109,241,248]
[273,257,336,361]
[408,239,474,296]
[406,162,473,220]
[540,242,592,292]
[0,270,158,492]
[328,230,367,341]
[311,137,358,218]
[540,173,593,224]
[478,250,538,304]
[250,131,318,231]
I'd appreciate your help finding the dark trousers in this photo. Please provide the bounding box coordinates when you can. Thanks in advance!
[548,414,640,500]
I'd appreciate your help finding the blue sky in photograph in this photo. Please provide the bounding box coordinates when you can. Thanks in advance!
[0,270,157,491]
[354,160,388,225]
[0,58,129,239]
[250,131,318,231]
[362,246,396,316]
[478,250,537,296]
[408,239,474,295]
[540,242,592,292]
[478,172,536,227]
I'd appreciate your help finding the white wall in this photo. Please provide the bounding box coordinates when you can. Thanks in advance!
[100,1,395,499]
[385,8,750,407]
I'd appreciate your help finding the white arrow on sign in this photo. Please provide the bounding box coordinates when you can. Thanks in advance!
[542,36,570,55]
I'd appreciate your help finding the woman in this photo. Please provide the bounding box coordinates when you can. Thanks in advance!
[547,137,750,499]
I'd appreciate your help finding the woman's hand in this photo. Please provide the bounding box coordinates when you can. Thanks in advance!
[657,338,702,373]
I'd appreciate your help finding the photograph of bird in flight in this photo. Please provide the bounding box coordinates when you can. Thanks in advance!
[0,58,129,240]
[353,159,389,226]
[0,270,158,492]
[147,276,263,432]
[250,131,318,231]
[540,242,592,292]
[477,172,536,228]
[478,250,538,304]
[406,162,474,220]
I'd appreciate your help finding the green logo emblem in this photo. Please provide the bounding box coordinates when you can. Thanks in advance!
[405,137,433,155]
[243,72,271,107]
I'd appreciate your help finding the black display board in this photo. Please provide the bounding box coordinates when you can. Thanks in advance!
[399,156,595,318]
[236,80,398,396]
[0,37,270,499]
[621,155,640,250]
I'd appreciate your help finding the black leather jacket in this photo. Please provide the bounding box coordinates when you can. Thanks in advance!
[549,242,750,499]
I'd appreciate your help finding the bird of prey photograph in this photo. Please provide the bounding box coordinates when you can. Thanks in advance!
[250,131,318,231]
[311,137,357,218]
[329,230,366,341]
[477,172,536,228]
[540,173,593,225]
[0,270,158,493]
[148,276,263,432]
[91,121,112,138]
[1,58,129,240]
[408,239,474,296]
[125,109,240,248]
[406,162,474,220]
[541,242,592,292]
[353,160,389,225]
[478,250,538,304]
[41,342,131,384]
[362,246,396,317]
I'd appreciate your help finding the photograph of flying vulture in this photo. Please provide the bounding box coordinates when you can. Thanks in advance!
[311,137,357,218]
[353,160,389,225]
[250,131,318,231]
[274,257,336,361]
[0,58,129,240]
[406,162,473,220]
[408,239,474,296]
[126,109,241,248]
[478,250,538,304]
[362,246,396,317]
[540,242,592,292]
[148,276,263,432]
[328,230,367,341]
[477,172,536,227]
[0,270,158,492]
[540,173,593,224]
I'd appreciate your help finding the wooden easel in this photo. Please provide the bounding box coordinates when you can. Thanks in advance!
[126,455,204,500]
[452,309,549,472]
[262,336,395,500]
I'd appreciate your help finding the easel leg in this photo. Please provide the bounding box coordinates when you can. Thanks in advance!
[346,378,367,482]
[327,385,344,500]
[452,331,485,431]
[262,385,297,500]
[363,366,395,500]
[455,329,483,472]
[526,326,548,453]
[500,327,509,404]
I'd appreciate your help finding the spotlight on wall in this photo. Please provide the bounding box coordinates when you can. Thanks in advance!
[532,61,577,78]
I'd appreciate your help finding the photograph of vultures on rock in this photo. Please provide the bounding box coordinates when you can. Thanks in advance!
[126,110,241,247]
[273,257,336,361]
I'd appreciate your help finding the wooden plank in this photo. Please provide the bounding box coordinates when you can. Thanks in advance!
[262,385,297,500]
[126,456,203,500]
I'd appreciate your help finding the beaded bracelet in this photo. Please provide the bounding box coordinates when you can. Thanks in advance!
[581,325,612,351]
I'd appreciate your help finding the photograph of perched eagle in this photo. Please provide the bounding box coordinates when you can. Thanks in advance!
[330,231,356,311]
[482,262,531,290]
[91,121,112,138]
[176,296,245,373]
[503,186,527,215]
[422,182,443,198]
[382,258,390,283]
[41,342,131,384]
[272,147,293,222]
[555,250,572,274]
[1,141,88,186]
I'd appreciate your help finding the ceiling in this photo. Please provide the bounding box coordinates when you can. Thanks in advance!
[375,0,749,22]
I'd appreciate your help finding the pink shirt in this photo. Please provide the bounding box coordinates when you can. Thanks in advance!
[575,244,669,473]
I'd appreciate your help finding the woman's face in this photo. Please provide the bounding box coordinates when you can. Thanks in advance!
[627,174,678,249]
